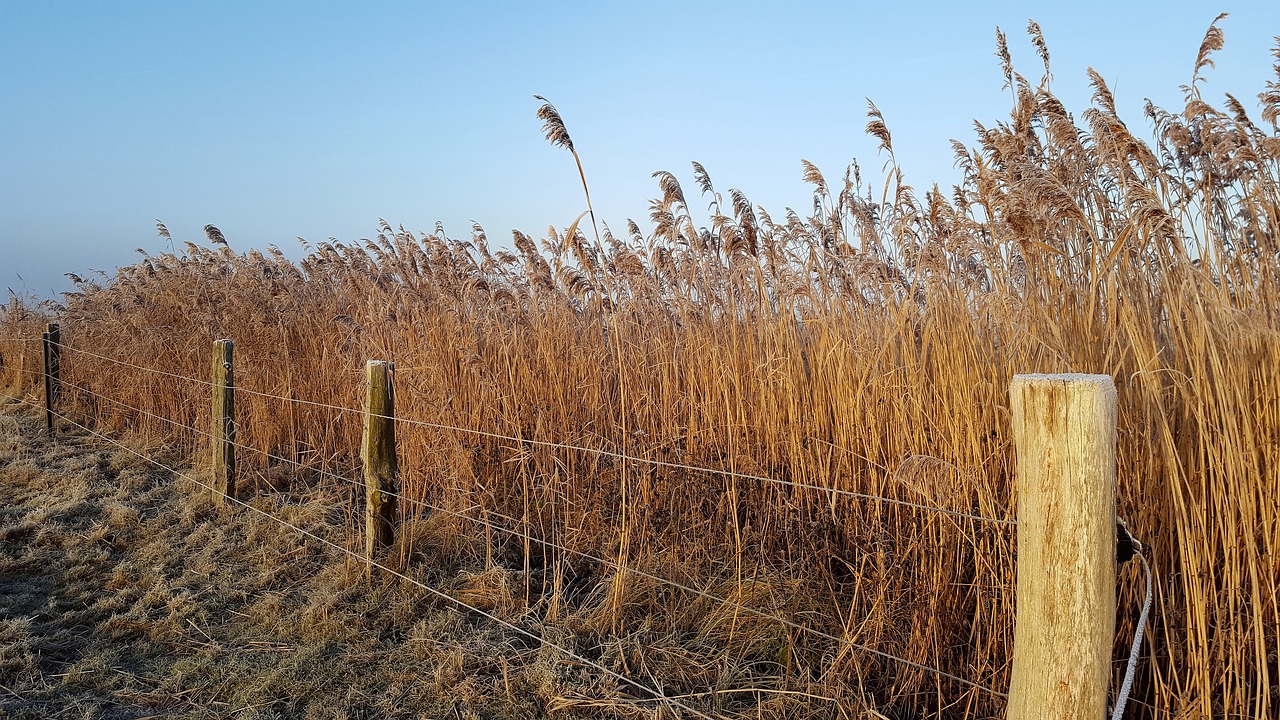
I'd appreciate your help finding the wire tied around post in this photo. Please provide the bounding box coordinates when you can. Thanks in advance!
[1111,517,1152,720]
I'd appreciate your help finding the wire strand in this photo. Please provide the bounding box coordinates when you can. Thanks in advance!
[23,399,719,720]
[48,340,214,388]
[56,380,357,495]
[42,337,1011,526]
[28,386,358,523]
[395,494,1009,697]
[1110,547,1153,720]
[39,381,1009,699]
[232,385,1013,527]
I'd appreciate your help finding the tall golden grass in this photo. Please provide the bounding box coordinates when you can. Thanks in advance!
[2,17,1278,719]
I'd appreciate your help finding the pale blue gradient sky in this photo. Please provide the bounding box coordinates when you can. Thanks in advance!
[2,1,1278,298]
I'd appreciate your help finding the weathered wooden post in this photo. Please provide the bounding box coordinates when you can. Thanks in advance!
[1007,374,1117,720]
[46,324,60,403]
[41,324,60,435]
[362,360,398,565]
[210,339,235,503]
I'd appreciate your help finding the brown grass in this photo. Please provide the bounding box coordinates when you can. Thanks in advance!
[2,17,1279,719]
[0,400,603,719]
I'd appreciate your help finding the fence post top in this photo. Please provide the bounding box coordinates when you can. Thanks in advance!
[1011,373,1114,388]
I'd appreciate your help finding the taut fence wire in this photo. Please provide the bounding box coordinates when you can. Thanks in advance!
[43,373,1011,699]
[1,330,1157,717]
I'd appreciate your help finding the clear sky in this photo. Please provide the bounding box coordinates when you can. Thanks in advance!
[2,1,1278,298]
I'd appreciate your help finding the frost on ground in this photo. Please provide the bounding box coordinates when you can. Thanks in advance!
[0,398,589,720]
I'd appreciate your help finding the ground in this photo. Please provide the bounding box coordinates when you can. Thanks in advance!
[0,397,622,720]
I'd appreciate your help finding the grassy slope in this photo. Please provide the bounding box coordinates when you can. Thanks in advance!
[0,397,609,720]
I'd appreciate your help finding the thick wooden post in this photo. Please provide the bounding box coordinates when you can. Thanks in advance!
[1007,374,1117,720]
[362,360,398,562]
[210,339,235,503]
[41,325,58,435]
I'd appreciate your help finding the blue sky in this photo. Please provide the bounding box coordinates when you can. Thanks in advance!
[2,1,1278,298]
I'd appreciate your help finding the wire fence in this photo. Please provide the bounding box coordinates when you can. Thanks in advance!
[20,398,720,720]
[47,339,1016,528]
[49,373,1010,698]
[1,334,1047,715]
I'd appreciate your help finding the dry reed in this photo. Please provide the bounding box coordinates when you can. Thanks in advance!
[2,17,1278,719]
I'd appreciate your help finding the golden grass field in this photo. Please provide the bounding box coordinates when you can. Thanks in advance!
[1,18,1278,719]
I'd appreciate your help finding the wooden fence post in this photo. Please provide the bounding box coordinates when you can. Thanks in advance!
[362,360,398,564]
[211,339,235,503]
[1007,374,1117,720]
[46,324,60,402]
[41,324,60,436]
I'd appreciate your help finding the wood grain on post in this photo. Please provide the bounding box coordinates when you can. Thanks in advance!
[211,339,235,503]
[362,360,398,562]
[1007,374,1117,720]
